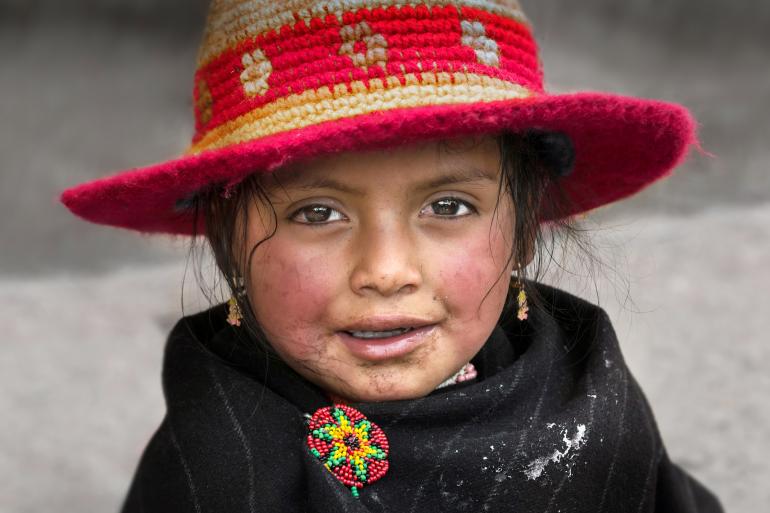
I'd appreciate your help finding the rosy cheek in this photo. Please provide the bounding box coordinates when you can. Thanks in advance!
[248,238,339,355]
[432,227,511,321]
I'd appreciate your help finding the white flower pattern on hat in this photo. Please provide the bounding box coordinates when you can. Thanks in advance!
[240,48,273,97]
[461,19,500,68]
[339,20,388,71]
[197,0,527,67]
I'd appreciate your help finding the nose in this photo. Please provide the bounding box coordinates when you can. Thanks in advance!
[349,221,423,297]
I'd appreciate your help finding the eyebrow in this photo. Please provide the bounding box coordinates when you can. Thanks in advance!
[280,166,499,195]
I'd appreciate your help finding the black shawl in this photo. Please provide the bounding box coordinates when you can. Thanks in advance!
[121,281,723,512]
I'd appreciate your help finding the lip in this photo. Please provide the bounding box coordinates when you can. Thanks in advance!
[337,324,438,362]
[340,315,436,332]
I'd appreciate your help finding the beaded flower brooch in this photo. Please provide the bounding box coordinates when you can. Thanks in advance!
[306,404,390,498]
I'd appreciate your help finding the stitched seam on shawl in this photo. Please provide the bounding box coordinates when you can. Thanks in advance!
[542,372,597,513]
[210,368,257,513]
[406,358,528,513]
[478,355,557,508]
[168,417,203,513]
[635,389,662,513]
[597,363,630,513]
[542,306,605,513]
[514,356,555,455]
[636,446,664,513]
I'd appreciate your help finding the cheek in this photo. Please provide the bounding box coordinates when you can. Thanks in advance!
[246,235,339,354]
[433,220,513,319]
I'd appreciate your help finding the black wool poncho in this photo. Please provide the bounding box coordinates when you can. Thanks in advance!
[121,281,723,512]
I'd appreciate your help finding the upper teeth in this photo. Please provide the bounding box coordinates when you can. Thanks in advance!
[349,328,412,339]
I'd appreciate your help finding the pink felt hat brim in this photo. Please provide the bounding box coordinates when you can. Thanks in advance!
[60,92,696,235]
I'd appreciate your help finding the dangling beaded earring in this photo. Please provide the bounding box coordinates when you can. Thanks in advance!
[227,296,242,326]
[513,265,529,321]
[227,282,246,327]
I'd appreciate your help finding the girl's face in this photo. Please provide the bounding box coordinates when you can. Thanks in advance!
[240,135,517,403]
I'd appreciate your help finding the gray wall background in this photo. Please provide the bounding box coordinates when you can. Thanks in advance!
[1,1,769,512]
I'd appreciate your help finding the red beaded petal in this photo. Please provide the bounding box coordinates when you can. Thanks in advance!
[306,404,390,497]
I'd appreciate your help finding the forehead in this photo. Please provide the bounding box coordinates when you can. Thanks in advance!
[266,135,501,188]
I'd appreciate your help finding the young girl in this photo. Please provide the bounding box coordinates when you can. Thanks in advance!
[60,1,723,511]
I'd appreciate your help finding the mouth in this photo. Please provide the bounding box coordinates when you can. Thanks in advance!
[336,323,438,362]
[343,327,416,339]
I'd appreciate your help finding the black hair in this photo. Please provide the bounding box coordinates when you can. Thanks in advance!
[186,130,608,356]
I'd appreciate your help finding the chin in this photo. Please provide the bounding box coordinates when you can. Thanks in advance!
[335,372,440,403]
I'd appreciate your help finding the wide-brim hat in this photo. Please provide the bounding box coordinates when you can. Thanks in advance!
[60,0,697,235]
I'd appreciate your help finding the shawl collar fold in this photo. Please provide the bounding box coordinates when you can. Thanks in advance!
[122,281,722,513]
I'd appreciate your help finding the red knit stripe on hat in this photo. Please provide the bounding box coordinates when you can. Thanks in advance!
[196,1,531,68]
[193,4,540,141]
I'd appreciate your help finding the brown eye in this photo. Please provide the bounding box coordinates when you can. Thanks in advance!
[423,198,475,217]
[291,205,345,224]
